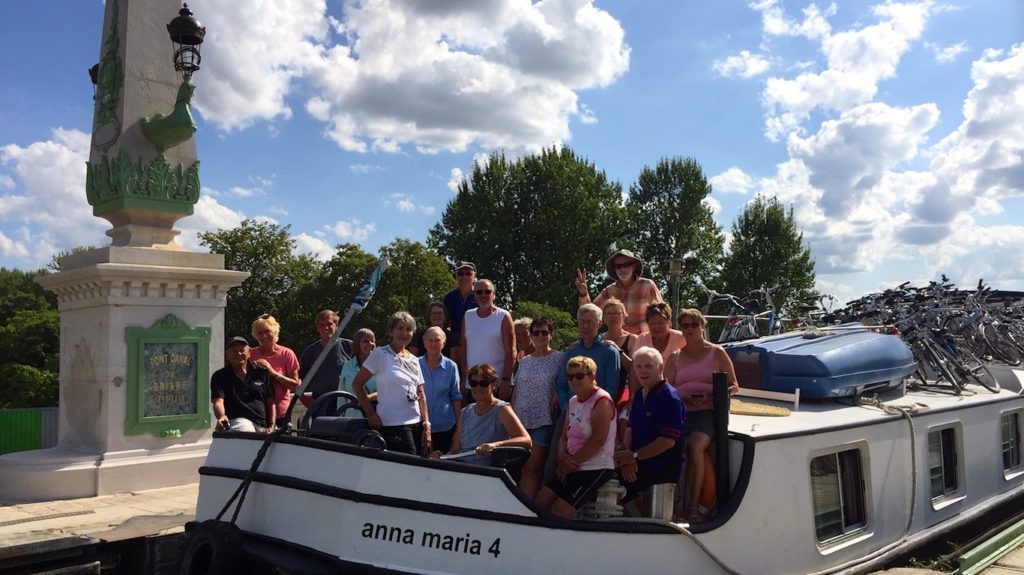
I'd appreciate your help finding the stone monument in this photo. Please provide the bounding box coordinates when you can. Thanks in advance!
[0,0,249,502]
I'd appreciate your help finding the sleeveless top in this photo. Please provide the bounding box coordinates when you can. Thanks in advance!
[459,400,510,465]
[464,307,510,376]
[566,388,616,470]
[672,346,717,412]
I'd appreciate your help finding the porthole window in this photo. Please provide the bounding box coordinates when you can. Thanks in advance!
[1002,411,1022,475]
[810,449,866,543]
[928,426,961,501]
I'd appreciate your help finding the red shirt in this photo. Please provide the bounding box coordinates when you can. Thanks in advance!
[249,345,300,421]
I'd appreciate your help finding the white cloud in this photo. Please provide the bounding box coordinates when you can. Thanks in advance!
[750,0,835,40]
[350,164,386,175]
[578,103,598,124]
[925,41,968,64]
[702,195,722,214]
[0,174,14,190]
[0,230,28,257]
[193,0,329,131]
[447,167,465,193]
[330,219,376,242]
[293,232,334,261]
[0,128,106,265]
[761,1,931,140]
[396,198,415,212]
[190,0,630,154]
[713,50,771,78]
[176,196,247,251]
[710,166,754,194]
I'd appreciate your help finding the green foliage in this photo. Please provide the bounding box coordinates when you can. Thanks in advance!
[371,239,455,342]
[625,157,726,304]
[512,300,577,351]
[46,245,98,272]
[198,219,322,348]
[717,196,817,317]
[429,147,627,311]
[0,268,60,407]
[0,364,59,409]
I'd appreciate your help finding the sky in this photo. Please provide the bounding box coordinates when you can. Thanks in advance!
[1,0,1022,305]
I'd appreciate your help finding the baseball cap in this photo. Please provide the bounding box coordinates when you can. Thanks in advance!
[225,336,250,349]
[454,261,476,273]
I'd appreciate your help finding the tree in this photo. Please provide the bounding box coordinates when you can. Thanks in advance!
[624,157,725,306]
[429,147,627,311]
[511,300,577,351]
[718,196,816,316]
[198,219,322,348]
[0,268,60,407]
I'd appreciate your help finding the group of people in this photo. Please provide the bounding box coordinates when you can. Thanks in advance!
[210,250,740,521]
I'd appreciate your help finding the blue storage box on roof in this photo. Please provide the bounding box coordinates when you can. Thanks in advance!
[721,323,917,398]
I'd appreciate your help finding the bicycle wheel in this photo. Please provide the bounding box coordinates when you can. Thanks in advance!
[953,343,1000,393]
[943,316,986,358]
[984,323,1022,366]
[922,338,963,393]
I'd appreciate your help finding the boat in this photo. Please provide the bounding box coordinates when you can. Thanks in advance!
[185,266,1024,574]
[185,346,1024,574]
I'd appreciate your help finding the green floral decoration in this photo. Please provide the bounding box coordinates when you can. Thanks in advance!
[86,150,200,215]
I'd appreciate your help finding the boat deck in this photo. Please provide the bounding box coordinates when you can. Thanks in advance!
[728,368,1024,440]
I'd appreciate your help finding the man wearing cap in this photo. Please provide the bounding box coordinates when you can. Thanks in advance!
[575,249,664,335]
[211,337,275,433]
[298,309,353,416]
[443,261,478,369]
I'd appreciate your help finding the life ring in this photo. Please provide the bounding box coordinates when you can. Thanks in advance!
[180,519,245,575]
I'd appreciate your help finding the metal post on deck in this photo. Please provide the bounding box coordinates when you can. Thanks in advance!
[712,371,731,508]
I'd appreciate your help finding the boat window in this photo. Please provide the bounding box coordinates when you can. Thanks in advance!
[810,449,866,543]
[1002,411,1023,475]
[928,426,960,501]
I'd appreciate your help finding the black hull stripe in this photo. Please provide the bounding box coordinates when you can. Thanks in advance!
[200,465,681,534]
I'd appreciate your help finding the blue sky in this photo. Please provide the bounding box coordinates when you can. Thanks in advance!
[1,0,1022,304]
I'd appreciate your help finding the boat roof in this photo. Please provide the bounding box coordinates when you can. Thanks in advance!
[728,385,1024,441]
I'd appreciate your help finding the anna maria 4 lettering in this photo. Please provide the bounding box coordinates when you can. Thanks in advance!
[360,521,501,557]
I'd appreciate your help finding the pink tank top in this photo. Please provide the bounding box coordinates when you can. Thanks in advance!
[672,347,717,411]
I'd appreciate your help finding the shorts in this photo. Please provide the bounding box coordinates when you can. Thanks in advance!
[621,458,683,502]
[527,425,553,448]
[545,468,615,508]
[684,410,715,439]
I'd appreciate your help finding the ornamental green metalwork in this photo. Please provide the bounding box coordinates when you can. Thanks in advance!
[125,314,211,437]
[141,79,198,154]
[93,0,122,152]
[86,150,200,216]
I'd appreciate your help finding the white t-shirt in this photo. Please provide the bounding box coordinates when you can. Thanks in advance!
[362,346,424,426]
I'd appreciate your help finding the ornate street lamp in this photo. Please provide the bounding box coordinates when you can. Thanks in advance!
[166,4,205,79]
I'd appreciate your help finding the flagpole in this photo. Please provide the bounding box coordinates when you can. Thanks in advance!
[282,257,390,425]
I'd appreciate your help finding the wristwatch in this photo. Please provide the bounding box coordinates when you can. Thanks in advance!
[632,451,640,461]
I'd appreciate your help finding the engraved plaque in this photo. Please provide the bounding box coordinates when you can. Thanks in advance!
[143,342,198,416]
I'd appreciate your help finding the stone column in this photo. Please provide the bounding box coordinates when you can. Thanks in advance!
[0,0,249,502]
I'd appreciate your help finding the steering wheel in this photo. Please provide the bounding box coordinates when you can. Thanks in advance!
[299,390,364,430]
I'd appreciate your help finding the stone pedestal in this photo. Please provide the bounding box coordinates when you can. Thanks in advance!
[0,247,248,502]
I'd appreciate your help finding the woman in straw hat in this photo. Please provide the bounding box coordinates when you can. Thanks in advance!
[575,249,663,335]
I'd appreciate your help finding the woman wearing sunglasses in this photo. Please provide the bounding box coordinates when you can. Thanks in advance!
[535,356,616,518]
[511,316,563,498]
[437,363,530,466]
[663,308,739,520]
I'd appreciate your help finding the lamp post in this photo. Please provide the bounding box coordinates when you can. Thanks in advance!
[167,4,205,80]
[667,258,683,329]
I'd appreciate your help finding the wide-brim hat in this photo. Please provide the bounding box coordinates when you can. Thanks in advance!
[605,249,644,279]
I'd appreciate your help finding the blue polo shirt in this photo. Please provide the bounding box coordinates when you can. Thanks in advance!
[555,334,620,411]
[629,380,685,474]
[443,288,476,341]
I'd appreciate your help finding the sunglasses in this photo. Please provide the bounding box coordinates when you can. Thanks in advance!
[468,378,494,388]
[456,269,474,276]
[475,289,493,295]
[614,262,635,269]
[679,321,702,329]
[566,372,591,381]
[531,330,550,336]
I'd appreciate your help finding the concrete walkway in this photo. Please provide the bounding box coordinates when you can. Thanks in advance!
[982,546,1024,574]
[0,483,197,561]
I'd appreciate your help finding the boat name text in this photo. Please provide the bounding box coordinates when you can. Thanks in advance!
[361,522,501,557]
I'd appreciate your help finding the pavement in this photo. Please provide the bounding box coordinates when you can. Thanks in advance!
[983,546,1024,574]
[0,483,198,562]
